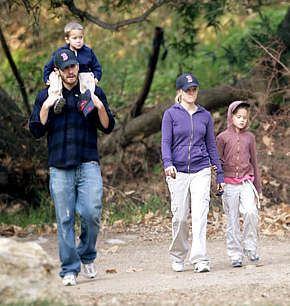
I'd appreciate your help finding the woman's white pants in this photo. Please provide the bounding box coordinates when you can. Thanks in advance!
[166,167,211,265]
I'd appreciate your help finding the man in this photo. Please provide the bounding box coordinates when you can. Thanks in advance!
[29,49,115,286]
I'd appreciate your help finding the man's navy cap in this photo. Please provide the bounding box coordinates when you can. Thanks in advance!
[176,74,199,91]
[54,50,78,71]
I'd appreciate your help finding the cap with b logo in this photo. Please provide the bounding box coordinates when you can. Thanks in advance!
[176,74,199,91]
[54,50,78,71]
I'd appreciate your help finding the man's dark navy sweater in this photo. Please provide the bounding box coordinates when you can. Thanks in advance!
[29,84,115,168]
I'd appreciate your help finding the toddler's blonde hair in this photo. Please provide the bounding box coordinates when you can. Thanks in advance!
[64,22,84,38]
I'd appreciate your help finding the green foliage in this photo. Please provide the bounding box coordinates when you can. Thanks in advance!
[0,2,288,116]
[153,163,163,176]
[203,0,227,31]
[99,0,138,15]
[195,5,289,86]
[0,195,55,229]
[1,49,46,112]
[103,193,168,225]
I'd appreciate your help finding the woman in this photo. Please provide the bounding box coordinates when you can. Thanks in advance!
[161,74,225,272]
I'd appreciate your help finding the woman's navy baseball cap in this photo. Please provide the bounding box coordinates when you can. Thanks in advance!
[176,74,199,91]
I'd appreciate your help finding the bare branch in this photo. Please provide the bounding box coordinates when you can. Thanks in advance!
[249,33,290,76]
[63,0,199,31]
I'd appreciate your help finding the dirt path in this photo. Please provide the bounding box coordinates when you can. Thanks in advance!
[31,227,290,306]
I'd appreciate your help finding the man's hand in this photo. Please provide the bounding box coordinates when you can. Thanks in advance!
[91,93,104,110]
[43,94,60,110]
[40,94,61,125]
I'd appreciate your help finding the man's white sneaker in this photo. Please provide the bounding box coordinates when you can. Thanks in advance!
[62,274,77,286]
[194,262,210,273]
[82,262,98,279]
[172,261,185,272]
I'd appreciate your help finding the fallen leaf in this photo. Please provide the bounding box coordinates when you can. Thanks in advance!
[143,212,154,222]
[261,122,271,131]
[126,267,144,273]
[104,245,119,253]
[263,135,274,148]
[263,227,285,236]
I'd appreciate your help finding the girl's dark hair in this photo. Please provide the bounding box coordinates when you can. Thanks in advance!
[232,103,250,115]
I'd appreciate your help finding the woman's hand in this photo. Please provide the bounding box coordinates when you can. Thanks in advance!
[218,183,225,192]
[216,182,225,195]
[212,165,217,172]
[165,166,177,179]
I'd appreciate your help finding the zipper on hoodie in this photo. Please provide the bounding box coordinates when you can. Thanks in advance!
[236,133,240,177]
[187,114,194,173]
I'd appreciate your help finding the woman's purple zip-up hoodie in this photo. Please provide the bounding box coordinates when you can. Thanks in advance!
[162,103,224,184]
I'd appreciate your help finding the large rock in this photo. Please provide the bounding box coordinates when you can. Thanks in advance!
[0,238,69,305]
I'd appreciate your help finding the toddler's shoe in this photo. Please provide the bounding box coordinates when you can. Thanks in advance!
[232,258,243,268]
[172,261,185,272]
[244,249,259,262]
[54,97,66,114]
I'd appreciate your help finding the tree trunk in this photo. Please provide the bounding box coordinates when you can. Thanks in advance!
[130,27,164,118]
[0,24,31,117]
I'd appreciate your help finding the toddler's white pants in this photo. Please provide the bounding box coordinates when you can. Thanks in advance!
[48,71,95,96]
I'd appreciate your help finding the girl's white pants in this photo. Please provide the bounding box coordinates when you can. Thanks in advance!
[48,71,95,96]
[222,180,258,260]
[166,167,211,265]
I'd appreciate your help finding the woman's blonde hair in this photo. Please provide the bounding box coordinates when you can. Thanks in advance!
[175,90,182,104]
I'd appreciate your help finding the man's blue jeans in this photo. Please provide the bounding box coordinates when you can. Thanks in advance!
[49,163,102,277]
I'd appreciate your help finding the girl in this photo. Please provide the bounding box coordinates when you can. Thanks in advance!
[162,74,225,273]
[216,101,262,268]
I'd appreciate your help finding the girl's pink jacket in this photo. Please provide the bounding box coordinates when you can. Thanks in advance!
[216,101,262,194]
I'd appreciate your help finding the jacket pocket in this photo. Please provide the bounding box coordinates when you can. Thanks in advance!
[190,145,208,163]
[172,145,189,166]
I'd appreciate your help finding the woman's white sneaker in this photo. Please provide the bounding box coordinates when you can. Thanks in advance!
[172,261,185,272]
[194,262,210,273]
